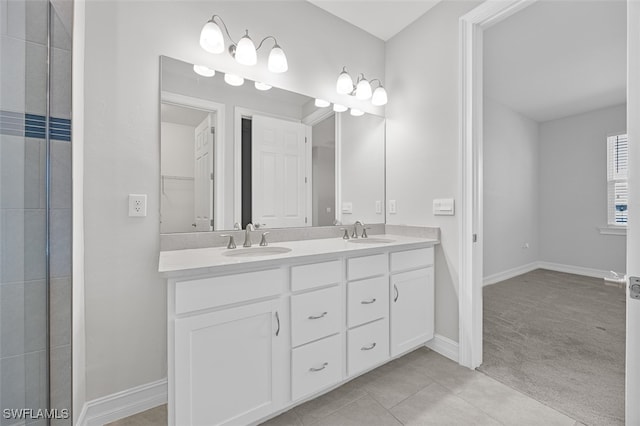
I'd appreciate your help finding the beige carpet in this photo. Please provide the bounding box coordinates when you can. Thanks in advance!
[479,269,625,426]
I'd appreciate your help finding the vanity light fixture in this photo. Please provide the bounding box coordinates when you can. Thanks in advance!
[315,99,330,108]
[336,67,388,106]
[199,15,288,73]
[224,73,244,86]
[254,81,272,91]
[333,104,348,113]
[193,64,216,77]
[350,108,364,117]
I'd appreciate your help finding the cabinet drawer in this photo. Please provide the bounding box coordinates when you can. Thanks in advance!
[348,254,388,281]
[347,276,388,328]
[292,334,342,401]
[291,286,341,347]
[347,319,389,377]
[390,247,434,272]
[175,269,282,314]
[291,260,341,292]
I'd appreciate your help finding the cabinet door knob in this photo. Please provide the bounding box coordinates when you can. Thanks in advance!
[394,284,399,302]
[308,311,328,320]
[309,362,328,372]
[361,298,376,305]
[361,343,377,351]
[275,311,280,336]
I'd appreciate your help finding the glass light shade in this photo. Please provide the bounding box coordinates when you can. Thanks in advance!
[333,104,347,113]
[254,81,272,91]
[372,86,388,106]
[315,99,330,108]
[268,45,288,73]
[350,108,364,117]
[336,70,354,95]
[224,73,244,86]
[193,64,216,77]
[356,78,372,100]
[235,34,257,66]
[200,20,225,54]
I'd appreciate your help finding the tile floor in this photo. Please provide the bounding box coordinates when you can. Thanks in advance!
[106,348,581,426]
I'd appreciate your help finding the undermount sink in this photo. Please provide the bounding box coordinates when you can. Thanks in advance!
[222,246,292,257]
[348,238,395,244]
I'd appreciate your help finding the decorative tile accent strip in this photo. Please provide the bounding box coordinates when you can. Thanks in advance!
[0,110,71,141]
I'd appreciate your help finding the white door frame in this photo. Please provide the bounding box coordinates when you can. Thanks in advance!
[626,2,640,424]
[161,91,226,230]
[458,0,537,369]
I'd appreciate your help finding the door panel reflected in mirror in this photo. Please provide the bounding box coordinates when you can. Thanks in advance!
[160,56,385,233]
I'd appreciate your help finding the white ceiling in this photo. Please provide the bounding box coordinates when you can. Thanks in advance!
[307,0,441,41]
[484,0,626,123]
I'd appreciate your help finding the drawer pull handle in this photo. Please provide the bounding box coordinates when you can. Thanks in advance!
[361,343,377,351]
[309,362,329,372]
[308,311,328,320]
[361,298,376,305]
[275,311,280,336]
[394,284,399,302]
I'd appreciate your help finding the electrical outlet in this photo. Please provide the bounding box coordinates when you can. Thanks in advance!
[128,194,147,217]
[389,200,397,214]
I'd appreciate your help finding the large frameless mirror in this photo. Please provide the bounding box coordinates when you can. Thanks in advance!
[160,56,385,233]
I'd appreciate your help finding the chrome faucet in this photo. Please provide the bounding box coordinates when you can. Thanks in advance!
[244,223,255,247]
[352,221,364,238]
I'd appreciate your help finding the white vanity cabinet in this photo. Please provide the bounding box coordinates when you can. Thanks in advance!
[174,298,287,426]
[163,237,437,426]
[390,247,435,356]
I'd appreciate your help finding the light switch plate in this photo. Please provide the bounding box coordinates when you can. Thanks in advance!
[433,198,455,216]
[389,200,397,214]
[342,202,353,214]
[375,200,382,214]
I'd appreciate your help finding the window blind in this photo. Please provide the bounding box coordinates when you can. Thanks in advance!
[607,134,628,225]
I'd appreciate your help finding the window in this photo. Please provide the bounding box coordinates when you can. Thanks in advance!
[607,134,628,226]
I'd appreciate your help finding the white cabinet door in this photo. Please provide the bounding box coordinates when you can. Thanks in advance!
[174,298,286,426]
[390,267,434,357]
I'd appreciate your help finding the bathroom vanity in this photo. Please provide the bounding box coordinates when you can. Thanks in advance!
[159,235,437,426]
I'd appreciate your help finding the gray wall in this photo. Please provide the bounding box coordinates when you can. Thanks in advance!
[539,104,627,273]
[483,98,540,278]
[83,0,385,401]
[385,1,482,342]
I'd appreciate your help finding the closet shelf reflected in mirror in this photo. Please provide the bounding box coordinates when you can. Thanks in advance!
[159,55,386,234]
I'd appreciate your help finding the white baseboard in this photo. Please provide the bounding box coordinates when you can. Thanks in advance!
[536,261,610,279]
[426,334,459,363]
[483,261,612,287]
[483,262,539,286]
[77,379,167,426]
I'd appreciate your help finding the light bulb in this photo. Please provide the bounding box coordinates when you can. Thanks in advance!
[356,78,372,100]
[235,31,257,66]
[315,99,330,108]
[333,104,347,113]
[268,45,288,73]
[193,64,215,77]
[336,68,354,95]
[371,86,388,106]
[200,20,225,54]
[255,81,272,91]
[224,73,244,86]
[350,108,364,116]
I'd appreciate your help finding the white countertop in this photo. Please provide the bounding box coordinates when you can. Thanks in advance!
[159,234,438,278]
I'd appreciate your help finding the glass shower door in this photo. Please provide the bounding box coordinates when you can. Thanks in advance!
[0,0,72,424]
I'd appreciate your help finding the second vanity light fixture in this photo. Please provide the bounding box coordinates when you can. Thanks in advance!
[199,15,288,73]
[336,67,388,106]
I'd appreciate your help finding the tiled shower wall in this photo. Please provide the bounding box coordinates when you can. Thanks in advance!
[0,1,71,425]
